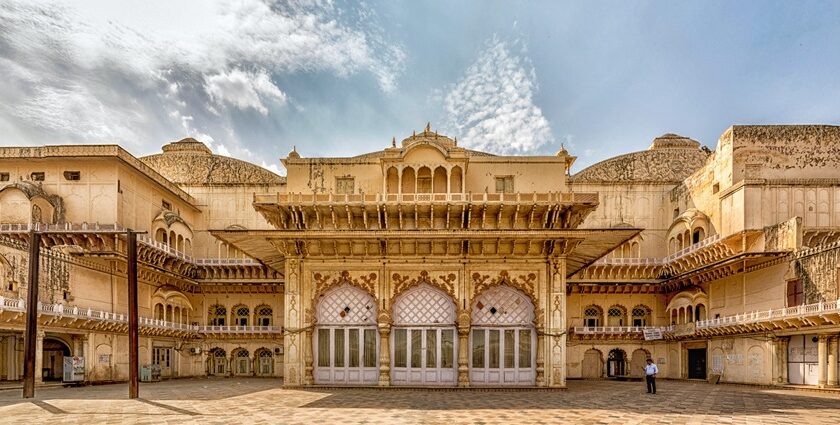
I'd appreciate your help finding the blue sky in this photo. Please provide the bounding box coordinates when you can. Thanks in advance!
[1,0,839,175]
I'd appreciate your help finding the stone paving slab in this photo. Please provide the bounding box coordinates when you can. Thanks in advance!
[0,378,838,424]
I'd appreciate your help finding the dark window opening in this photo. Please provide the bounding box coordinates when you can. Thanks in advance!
[162,200,171,210]
[712,183,720,194]
[0,173,9,182]
[31,172,45,181]
[786,279,804,307]
[63,171,81,181]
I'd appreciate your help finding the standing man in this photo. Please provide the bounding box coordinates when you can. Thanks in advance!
[645,358,658,394]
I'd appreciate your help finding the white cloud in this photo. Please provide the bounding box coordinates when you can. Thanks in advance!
[0,0,404,161]
[205,69,286,115]
[442,36,555,155]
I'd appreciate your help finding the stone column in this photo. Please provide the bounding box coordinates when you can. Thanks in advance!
[378,323,391,386]
[828,336,839,388]
[35,331,44,384]
[303,329,314,385]
[545,257,567,388]
[818,334,828,388]
[283,258,304,386]
[772,337,790,385]
[457,307,470,387]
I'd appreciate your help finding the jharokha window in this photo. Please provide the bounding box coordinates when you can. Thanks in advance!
[607,306,626,326]
[583,305,602,327]
[632,305,651,326]
[233,305,250,326]
[208,305,226,326]
[255,305,273,326]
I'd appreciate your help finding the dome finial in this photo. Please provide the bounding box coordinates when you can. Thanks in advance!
[425,122,431,132]
[391,137,396,148]
[288,145,300,159]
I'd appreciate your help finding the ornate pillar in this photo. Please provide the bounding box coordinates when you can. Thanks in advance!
[457,308,470,387]
[283,258,304,386]
[828,336,839,388]
[397,167,402,196]
[818,334,828,388]
[545,256,567,388]
[446,167,451,195]
[302,329,314,385]
[377,320,391,386]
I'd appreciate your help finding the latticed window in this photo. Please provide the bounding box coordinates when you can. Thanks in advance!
[607,306,626,326]
[632,305,651,326]
[208,305,226,326]
[583,306,602,327]
[255,305,273,326]
[233,305,249,326]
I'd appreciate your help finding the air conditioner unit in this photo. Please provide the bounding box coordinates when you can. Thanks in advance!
[191,347,202,355]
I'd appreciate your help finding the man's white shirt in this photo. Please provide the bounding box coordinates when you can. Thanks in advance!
[645,364,658,376]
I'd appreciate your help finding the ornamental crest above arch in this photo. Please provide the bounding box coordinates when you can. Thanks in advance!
[391,270,457,299]
[312,270,378,301]
[471,270,538,303]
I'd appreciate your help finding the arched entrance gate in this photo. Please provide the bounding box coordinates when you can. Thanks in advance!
[469,286,536,385]
[391,283,457,386]
[313,283,379,384]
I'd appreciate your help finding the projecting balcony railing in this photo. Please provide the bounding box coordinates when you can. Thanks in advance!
[594,234,723,266]
[572,325,673,334]
[0,222,260,267]
[255,191,598,205]
[696,299,840,330]
[0,296,281,335]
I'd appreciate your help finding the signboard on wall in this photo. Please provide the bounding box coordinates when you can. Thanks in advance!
[643,328,663,341]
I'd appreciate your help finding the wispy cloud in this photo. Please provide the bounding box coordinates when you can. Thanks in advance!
[442,36,556,155]
[0,0,404,165]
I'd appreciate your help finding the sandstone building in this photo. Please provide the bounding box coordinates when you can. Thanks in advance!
[0,124,838,388]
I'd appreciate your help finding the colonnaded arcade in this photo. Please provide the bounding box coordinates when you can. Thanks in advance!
[0,123,839,389]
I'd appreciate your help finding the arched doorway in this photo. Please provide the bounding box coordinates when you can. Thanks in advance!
[470,285,536,385]
[232,348,251,376]
[255,348,274,376]
[630,349,651,378]
[208,348,227,376]
[391,283,457,386]
[581,349,604,379]
[42,338,71,381]
[313,283,378,385]
[607,348,626,377]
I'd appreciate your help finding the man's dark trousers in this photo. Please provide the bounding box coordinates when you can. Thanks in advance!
[646,375,656,394]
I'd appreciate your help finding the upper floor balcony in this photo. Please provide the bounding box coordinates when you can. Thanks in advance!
[0,296,283,338]
[253,191,600,231]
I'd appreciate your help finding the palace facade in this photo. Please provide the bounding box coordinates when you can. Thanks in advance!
[0,124,838,388]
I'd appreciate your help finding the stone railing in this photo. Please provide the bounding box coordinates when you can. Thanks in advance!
[572,325,673,334]
[256,191,599,205]
[696,300,840,330]
[594,234,722,266]
[0,296,281,335]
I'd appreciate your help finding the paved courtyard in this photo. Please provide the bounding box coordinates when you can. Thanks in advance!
[0,378,839,424]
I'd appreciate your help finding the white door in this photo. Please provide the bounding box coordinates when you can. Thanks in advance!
[470,327,534,385]
[392,327,456,385]
[314,326,378,384]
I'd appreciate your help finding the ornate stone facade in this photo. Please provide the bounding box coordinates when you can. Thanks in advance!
[0,123,839,389]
